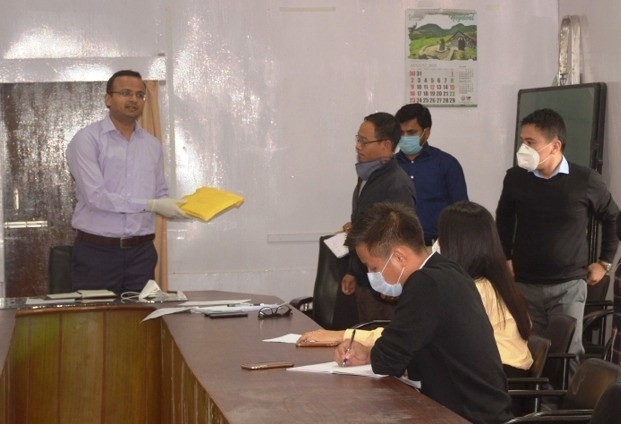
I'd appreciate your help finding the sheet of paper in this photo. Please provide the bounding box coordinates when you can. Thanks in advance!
[177,299,251,307]
[46,292,81,299]
[141,307,193,322]
[263,333,301,344]
[287,361,386,378]
[77,289,116,298]
[323,232,349,258]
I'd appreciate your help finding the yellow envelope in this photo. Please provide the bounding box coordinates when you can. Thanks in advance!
[180,187,244,222]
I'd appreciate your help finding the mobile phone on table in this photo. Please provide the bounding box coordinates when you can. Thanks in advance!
[241,361,294,370]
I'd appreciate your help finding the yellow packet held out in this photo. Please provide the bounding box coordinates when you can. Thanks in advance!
[180,186,244,222]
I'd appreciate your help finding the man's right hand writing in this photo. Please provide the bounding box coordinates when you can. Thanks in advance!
[333,340,370,367]
[341,274,357,295]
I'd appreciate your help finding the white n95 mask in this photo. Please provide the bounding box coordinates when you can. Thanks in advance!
[516,143,553,171]
[367,253,405,297]
[431,239,441,254]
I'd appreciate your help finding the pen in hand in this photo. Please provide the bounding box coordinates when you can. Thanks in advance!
[341,329,357,367]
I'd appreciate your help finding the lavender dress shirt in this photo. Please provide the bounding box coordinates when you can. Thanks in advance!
[67,114,168,238]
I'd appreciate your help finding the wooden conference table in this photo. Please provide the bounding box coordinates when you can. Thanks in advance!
[0,291,468,423]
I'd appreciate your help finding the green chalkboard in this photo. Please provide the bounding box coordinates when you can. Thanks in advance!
[515,83,607,171]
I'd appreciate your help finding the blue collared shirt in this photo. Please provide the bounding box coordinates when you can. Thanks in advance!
[67,113,168,237]
[396,145,468,243]
[531,156,569,179]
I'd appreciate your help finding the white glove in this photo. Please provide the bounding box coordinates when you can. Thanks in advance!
[146,198,191,219]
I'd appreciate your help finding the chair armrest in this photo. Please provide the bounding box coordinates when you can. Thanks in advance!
[507,377,550,387]
[352,319,391,330]
[583,309,613,329]
[290,296,313,311]
[529,409,593,417]
[546,353,576,360]
[509,389,566,399]
[585,299,613,309]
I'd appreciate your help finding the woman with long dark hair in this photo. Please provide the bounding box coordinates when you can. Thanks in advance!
[437,201,532,377]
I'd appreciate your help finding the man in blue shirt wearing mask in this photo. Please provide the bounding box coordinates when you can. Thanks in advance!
[395,104,468,246]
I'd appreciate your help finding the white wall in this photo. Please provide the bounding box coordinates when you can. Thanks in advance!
[0,0,559,300]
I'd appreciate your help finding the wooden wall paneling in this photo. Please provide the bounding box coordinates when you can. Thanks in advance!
[27,313,61,423]
[160,325,174,424]
[143,316,162,424]
[11,316,30,423]
[103,309,156,423]
[59,310,105,423]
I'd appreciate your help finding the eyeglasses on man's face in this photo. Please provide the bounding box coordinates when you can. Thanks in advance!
[258,304,292,319]
[109,90,147,101]
[355,135,386,146]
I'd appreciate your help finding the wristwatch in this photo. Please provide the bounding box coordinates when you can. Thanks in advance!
[598,260,612,272]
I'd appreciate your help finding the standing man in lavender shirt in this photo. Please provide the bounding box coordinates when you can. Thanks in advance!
[67,70,189,294]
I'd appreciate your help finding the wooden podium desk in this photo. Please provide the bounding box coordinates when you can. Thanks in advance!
[0,291,467,424]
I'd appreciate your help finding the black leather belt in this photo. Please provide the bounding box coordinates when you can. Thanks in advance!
[77,230,155,249]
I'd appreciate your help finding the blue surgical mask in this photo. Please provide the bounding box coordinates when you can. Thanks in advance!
[367,252,405,297]
[398,135,423,155]
[355,158,384,180]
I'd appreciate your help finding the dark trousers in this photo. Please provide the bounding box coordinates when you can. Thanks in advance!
[71,237,157,294]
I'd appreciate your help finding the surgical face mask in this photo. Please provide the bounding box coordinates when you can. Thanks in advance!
[399,135,423,155]
[367,253,405,297]
[355,158,384,180]
[398,128,426,155]
[516,142,553,171]
[431,239,441,254]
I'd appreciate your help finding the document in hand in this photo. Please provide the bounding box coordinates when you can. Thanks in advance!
[287,361,386,378]
[323,232,349,258]
[180,186,244,222]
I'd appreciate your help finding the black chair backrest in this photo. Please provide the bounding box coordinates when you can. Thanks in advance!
[590,382,621,424]
[542,314,576,387]
[544,314,577,354]
[564,358,621,410]
[587,275,610,306]
[48,245,73,294]
[527,335,552,378]
[312,236,358,330]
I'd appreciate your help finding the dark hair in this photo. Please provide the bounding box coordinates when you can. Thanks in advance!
[395,103,432,129]
[364,112,402,151]
[346,202,425,258]
[521,108,566,149]
[437,201,531,340]
[106,70,145,94]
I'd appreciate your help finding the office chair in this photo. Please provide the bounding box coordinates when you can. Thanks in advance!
[583,275,613,358]
[290,235,358,330]
[48,245,73,294]
[542,314,577,390]
[508,335,552,414]
[508,359,621,423]
[504,383,621,424]
[583,309,614,360]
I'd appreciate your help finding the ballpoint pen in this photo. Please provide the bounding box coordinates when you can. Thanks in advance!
[341,329,357,367]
